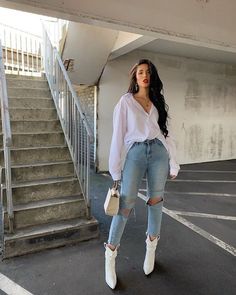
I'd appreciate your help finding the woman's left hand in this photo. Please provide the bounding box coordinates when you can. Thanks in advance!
[170,174,177,180]
[113,180,121,189]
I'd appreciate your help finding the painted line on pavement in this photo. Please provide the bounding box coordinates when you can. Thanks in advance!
[169,210,236,221]
[167,179,236,183]
[164,191,236,197]
[138,193,236,257]
[138,192,149,202]
[0,273,33,295]
[180,170,236,173]
[162,207,236,257]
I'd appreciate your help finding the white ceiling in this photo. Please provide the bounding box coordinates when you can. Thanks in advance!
[1,0,236,67]
[139,39,236,65]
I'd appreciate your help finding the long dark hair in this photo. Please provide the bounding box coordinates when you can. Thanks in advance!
[128,59,169,137]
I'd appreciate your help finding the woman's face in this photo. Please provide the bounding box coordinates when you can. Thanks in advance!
[136,63,150,89]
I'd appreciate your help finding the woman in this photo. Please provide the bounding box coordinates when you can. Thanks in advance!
[105,59,180,289]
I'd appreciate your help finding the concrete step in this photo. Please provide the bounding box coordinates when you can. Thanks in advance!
[8,97,54,108]
[0,132,65,148]
[2,177,81,205]
[0,146,70,166]
[1,73,99,259]
[4,195,87,230]
[8,87,51,98]
[2,161,75,183]
[7,78,49,89]
[0,120,62,133]
[6,74,46,80]
[3,217,99,258]
[0,108,58,120]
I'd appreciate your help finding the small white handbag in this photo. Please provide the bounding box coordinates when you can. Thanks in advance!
[104,183,120,216]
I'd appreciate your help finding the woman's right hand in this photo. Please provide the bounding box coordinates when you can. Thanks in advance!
[170,174,177,180]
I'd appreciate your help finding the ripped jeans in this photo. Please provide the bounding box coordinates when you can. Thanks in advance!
[108,138,169,246]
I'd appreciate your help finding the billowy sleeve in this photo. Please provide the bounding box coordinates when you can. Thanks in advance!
[109,98,127,181]
[166,121,180,176]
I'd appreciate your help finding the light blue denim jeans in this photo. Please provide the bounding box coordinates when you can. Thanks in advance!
[108,138,169,246]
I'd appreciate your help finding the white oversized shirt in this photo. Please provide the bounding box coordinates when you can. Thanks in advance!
[109,93,180,180]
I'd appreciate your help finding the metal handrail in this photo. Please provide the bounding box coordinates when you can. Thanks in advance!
[0,23,42,76]
[0,40,14,233]
[42,25,94,218]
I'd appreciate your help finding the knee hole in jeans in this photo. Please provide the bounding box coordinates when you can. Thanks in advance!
[147,196,163,206]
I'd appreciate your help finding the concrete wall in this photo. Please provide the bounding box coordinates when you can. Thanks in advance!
[76,85,95,131]
[97,50,236,172]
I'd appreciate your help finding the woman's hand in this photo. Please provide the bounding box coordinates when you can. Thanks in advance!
[113,180,121,189]
[170,174,177,180]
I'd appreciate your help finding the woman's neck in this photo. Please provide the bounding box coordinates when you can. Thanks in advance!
[136,87,149,99]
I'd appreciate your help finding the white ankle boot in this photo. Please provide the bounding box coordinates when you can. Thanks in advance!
[143,236,159,275]
[105,245,117,289]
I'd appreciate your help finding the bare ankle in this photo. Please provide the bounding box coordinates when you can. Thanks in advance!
[107,244,116,251]
[149,235,157,241]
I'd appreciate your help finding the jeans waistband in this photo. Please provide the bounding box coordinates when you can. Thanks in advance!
[135,138,159,145]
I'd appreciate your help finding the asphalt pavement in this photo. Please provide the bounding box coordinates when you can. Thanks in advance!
[0,160,235,295]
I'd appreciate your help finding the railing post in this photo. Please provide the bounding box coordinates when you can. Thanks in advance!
[55,57,59,103]
[5,147,14,233]
[86,133,91,219]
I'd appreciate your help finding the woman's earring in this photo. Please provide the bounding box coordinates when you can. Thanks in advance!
[135,83,139,92]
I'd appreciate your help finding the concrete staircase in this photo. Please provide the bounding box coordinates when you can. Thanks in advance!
[0,74,99,258]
